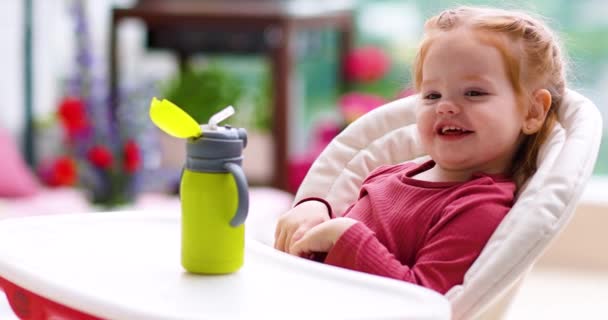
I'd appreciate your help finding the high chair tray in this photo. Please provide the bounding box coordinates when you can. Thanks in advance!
[0,210,450,319]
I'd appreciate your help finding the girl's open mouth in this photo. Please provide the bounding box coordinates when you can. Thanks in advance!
[437,126,474,136]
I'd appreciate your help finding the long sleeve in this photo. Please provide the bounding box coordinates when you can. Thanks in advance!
[324,201,510,294]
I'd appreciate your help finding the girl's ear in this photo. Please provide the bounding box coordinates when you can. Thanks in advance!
[523,89,552,135]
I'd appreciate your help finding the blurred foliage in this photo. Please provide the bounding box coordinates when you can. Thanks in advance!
[254,73,273,130]
[595,140,608,174]
[163,59,272,131]
[163,65,244,125]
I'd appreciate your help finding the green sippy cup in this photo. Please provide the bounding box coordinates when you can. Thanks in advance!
[150,98,249,274]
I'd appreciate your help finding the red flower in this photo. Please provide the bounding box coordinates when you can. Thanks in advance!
[344,46,390,83]
[57,97,89,138]
[339,92,387,123]
[87,145,113,169]
[123,140,141,173]
[45,156,78,186]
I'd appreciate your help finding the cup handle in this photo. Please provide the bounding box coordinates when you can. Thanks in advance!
[224,162,249,227]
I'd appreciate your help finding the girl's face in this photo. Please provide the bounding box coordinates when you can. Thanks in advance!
[416,28,525,180]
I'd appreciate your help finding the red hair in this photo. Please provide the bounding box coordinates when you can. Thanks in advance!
[413,7,567,185]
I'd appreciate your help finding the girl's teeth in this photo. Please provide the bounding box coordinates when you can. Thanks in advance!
[442,126,463,134]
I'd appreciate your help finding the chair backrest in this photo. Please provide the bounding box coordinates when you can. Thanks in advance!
[294,89,603,320]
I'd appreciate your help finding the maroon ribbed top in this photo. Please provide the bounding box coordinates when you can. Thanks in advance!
[324,160,516,294]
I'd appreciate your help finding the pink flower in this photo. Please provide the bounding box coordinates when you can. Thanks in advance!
[339,92,387,124]
[344,46,390,83]
[312,120,342,153]
[287,153,317,193]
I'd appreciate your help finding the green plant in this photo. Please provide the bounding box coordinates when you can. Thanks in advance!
[163,64,244,125]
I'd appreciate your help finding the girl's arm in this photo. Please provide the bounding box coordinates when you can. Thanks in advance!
[323,202,509,294]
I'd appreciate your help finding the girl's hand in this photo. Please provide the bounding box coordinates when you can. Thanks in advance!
[289,218,358,257]
[274,200,330,253]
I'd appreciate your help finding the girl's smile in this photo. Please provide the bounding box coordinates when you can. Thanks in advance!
[435,121,474,139]
[415,27,525,182]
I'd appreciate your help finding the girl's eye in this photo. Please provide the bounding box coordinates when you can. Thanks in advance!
[465,90,487,97]
[424,92,441,100]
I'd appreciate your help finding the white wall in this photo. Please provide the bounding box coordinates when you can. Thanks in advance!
[0,0,176,139]
[0,1,24,133]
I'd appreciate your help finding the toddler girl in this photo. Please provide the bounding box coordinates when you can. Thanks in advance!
[275,6,566,294]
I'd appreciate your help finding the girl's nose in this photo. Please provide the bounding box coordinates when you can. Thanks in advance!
[436,100,460,115]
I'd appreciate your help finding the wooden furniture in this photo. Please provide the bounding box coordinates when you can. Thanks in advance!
[109,0,355,191]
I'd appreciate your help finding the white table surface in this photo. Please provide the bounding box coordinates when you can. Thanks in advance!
[0,210,450,320]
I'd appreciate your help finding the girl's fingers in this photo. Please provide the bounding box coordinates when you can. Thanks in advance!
[284,232,292,253]
[290,238,306,257]
[274,221,282,243]
[290,230,316,257]
[274,217,290,244]
[274,228,288,252]
[288,229,305,252]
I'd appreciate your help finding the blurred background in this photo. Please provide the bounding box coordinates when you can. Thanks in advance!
[0,0,607,318]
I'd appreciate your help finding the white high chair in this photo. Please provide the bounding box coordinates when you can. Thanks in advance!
[257,89,602,319]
